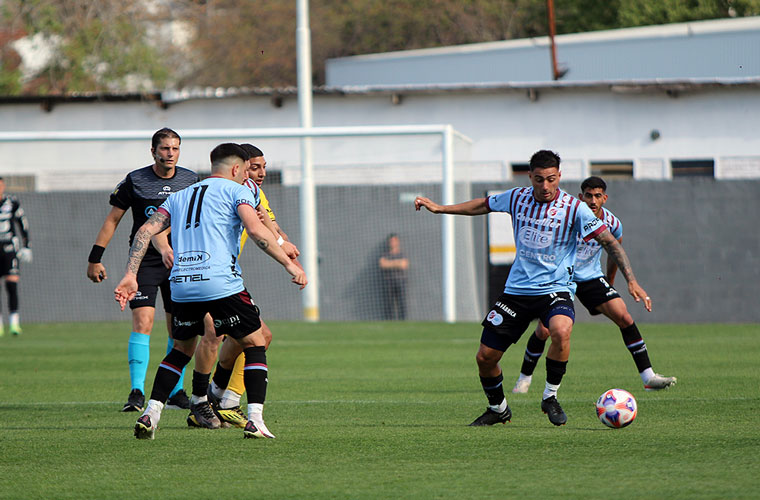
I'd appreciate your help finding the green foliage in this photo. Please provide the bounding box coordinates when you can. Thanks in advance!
[0,0,173,94]
[0,321,758,498]
[0,65,22,95]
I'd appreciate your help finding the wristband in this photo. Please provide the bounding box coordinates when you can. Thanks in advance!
[277,236,285,246]
[88,244,105,263]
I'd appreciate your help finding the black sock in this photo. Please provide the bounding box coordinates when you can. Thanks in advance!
[212,363,233,391]
[243,346,268,405]
[149,349,191,403]
[5,281,18,312]
[620,323,653,373]
[519,332,547,376]
[192,370,210,399]
[545,357,568,386]
[479,372,505,407]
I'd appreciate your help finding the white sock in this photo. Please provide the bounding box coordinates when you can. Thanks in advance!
[144,399,164,423]
[543,382,560,400]
[517,373,532,383]
[220,390,242,409]
[640,367,656,383]
[489,398,508,413]
[209,381,225,399]
[248,402,264,422]
[190,394,208,405]
[9,312,19,328]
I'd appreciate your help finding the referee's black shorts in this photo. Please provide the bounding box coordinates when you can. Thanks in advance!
[129,259,172,313]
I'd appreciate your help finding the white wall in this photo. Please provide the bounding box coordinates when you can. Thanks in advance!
[0,84,758,190]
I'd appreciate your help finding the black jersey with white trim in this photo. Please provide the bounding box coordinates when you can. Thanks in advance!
[110,165,199,259]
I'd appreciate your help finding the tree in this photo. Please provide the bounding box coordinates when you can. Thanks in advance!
[0,0,178,95]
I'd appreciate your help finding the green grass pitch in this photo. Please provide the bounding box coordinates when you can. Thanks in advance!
[1,321,758,499]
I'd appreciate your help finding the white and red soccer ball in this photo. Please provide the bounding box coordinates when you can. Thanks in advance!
[596,388,637,428]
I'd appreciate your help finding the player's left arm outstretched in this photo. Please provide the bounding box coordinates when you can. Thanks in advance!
[594,229,651,312]
[114,211,171,310]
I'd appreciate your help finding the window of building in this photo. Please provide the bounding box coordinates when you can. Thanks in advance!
[590,161,633,179]
[671,159,715,177]
[511,163,530,176]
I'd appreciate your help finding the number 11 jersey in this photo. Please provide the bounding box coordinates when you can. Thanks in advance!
[157,176,260,302]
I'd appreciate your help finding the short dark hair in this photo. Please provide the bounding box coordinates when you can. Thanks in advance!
[152,128,181,149]
[580,176,607,192]
[529,150,561,171]
[210,143,248,165]
[239,143,264,158]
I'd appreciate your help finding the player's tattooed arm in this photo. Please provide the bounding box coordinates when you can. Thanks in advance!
[126,212,170,274]
[595,229,636,284]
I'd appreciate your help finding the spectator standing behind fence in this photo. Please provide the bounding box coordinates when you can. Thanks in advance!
[379,234,409,320]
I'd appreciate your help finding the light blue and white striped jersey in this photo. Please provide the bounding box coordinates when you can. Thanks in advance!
[573,207,623,282]
[158,176,260,302]
[487,187,606,296]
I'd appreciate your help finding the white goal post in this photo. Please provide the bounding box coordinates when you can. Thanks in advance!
[0,124,472,323]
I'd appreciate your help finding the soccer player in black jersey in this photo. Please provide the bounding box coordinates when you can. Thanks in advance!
[0,177,31,336]
[87,128,198,412]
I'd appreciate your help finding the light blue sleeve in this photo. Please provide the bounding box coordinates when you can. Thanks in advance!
[486,188,517,214]
[577,203,606,241]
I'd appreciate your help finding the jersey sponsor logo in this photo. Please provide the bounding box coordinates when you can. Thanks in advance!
[576,242,597,260]
[494,301,517,317]
[583,219,601,231]
[546,207,566,218]
[175,251,211,267]
[518,248,557,262]
[515,212,562,228]
[518,226,553,249]
[486,310,503,326]
[145,205,158,218]
[173,317,200,327]
[170,273,210,283]
[214,314,241,328]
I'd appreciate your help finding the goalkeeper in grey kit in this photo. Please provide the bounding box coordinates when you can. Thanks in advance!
[0,177,31,336]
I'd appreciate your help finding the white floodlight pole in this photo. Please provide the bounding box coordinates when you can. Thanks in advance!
[441,125,456,323]
[296,0,319,321]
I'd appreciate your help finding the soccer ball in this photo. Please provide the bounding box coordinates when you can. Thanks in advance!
[596,388,637,428]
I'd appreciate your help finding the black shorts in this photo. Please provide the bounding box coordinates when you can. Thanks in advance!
[576,277,621,315]
[170,289,262,341]
[0,244,19,277]
[129,260,172,313]
[480,292,575,352]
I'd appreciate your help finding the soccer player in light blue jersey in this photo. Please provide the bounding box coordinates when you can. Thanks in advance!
[115,143,307,440]
[415,150,651,427]
[512,176,676,394]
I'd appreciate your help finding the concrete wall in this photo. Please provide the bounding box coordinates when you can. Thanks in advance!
[12,178,760,325]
